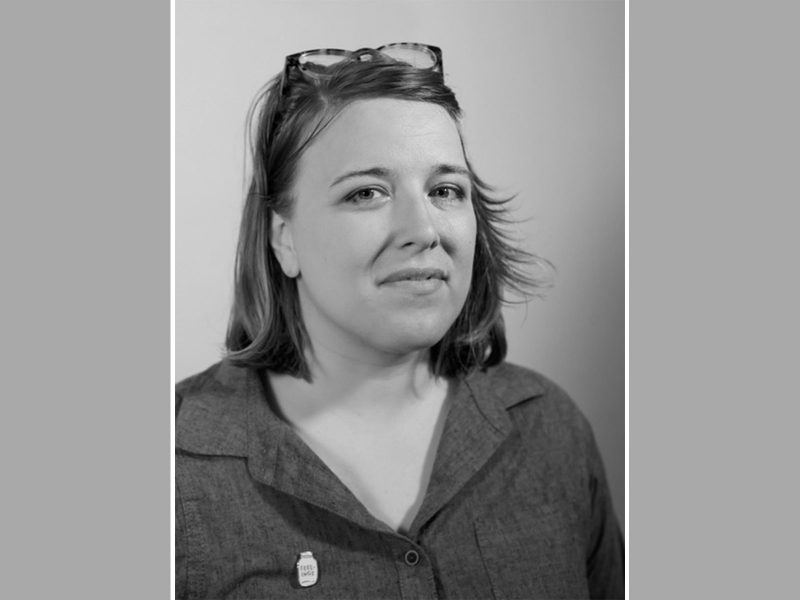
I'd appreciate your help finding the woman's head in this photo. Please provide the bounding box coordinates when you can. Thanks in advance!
[227,44,544,380]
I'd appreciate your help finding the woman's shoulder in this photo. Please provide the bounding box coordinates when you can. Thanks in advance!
[465,361,592,434]
[465,361,574,408]
[176,360,257,407]
[175,360,261,456]
[175,361,225,412]
[466,362,607,477]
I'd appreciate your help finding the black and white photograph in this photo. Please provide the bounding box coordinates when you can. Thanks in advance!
[175,1,625,598]
[7,1,800,599]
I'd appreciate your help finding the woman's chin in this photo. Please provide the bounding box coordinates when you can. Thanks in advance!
[366,324,451,358]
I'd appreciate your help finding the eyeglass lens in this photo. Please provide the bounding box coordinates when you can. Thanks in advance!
[298,45,437,70]
[379,46,436,68]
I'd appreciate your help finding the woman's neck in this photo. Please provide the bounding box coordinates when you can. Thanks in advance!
[267,342,451,533]
[269,343,444,424]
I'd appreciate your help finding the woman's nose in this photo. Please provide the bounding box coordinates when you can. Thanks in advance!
[392,190,440,250]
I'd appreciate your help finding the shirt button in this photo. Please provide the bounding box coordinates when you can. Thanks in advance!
[404,549,420,566]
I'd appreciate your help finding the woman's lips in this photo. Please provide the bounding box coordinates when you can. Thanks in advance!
[380,267,447,284]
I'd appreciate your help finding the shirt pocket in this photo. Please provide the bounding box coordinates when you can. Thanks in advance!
[474,503,589,600]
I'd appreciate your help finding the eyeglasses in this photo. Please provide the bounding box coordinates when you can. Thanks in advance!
[278,42,443,98]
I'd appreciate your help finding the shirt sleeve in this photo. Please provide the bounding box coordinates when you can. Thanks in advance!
[175,391,188,600]
[175,476,188,600]
[585,431,625,599]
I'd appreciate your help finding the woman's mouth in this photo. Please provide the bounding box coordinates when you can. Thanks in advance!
[381,267,447,284]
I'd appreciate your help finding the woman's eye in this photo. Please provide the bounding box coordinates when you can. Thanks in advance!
[344,187,387,204]
[430,185,466,203]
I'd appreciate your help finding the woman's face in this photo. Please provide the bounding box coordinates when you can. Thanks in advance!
[271,98,477,363]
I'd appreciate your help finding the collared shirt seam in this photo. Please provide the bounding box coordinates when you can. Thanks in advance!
[462,378,509,437]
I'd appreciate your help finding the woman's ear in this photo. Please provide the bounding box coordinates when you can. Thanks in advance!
[269,212,300,278]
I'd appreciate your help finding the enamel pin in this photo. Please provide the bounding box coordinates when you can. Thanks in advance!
[295,551,319,588]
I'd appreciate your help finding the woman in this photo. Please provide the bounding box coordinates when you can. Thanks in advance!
[176,43,624,599]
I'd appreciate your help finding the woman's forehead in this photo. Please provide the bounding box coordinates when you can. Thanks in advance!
[297,98,466,178]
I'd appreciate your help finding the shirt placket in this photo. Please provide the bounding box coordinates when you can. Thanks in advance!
[245,369,516,598]
[380,534,439,600]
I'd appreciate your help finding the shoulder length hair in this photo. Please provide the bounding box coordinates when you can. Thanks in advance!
[225,53,550,380]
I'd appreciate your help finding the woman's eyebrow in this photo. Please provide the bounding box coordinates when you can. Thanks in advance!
[431,164,470,178]
[329,167,390,188]
[329,164,470,188]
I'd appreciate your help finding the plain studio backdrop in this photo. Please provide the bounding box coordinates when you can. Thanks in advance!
[175,0,625,528]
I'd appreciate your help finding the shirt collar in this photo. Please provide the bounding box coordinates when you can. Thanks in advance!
[176,360,394,530]
[406,365,546,533]
[176,360,546,534]
[176,360,544,454]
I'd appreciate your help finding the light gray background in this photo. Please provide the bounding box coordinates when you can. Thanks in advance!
[176,0,625,524]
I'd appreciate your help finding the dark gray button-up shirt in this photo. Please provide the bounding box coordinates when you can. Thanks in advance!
[176,360,624,599]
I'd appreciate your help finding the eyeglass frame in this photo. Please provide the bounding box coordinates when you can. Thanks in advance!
[277,42,444,102]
